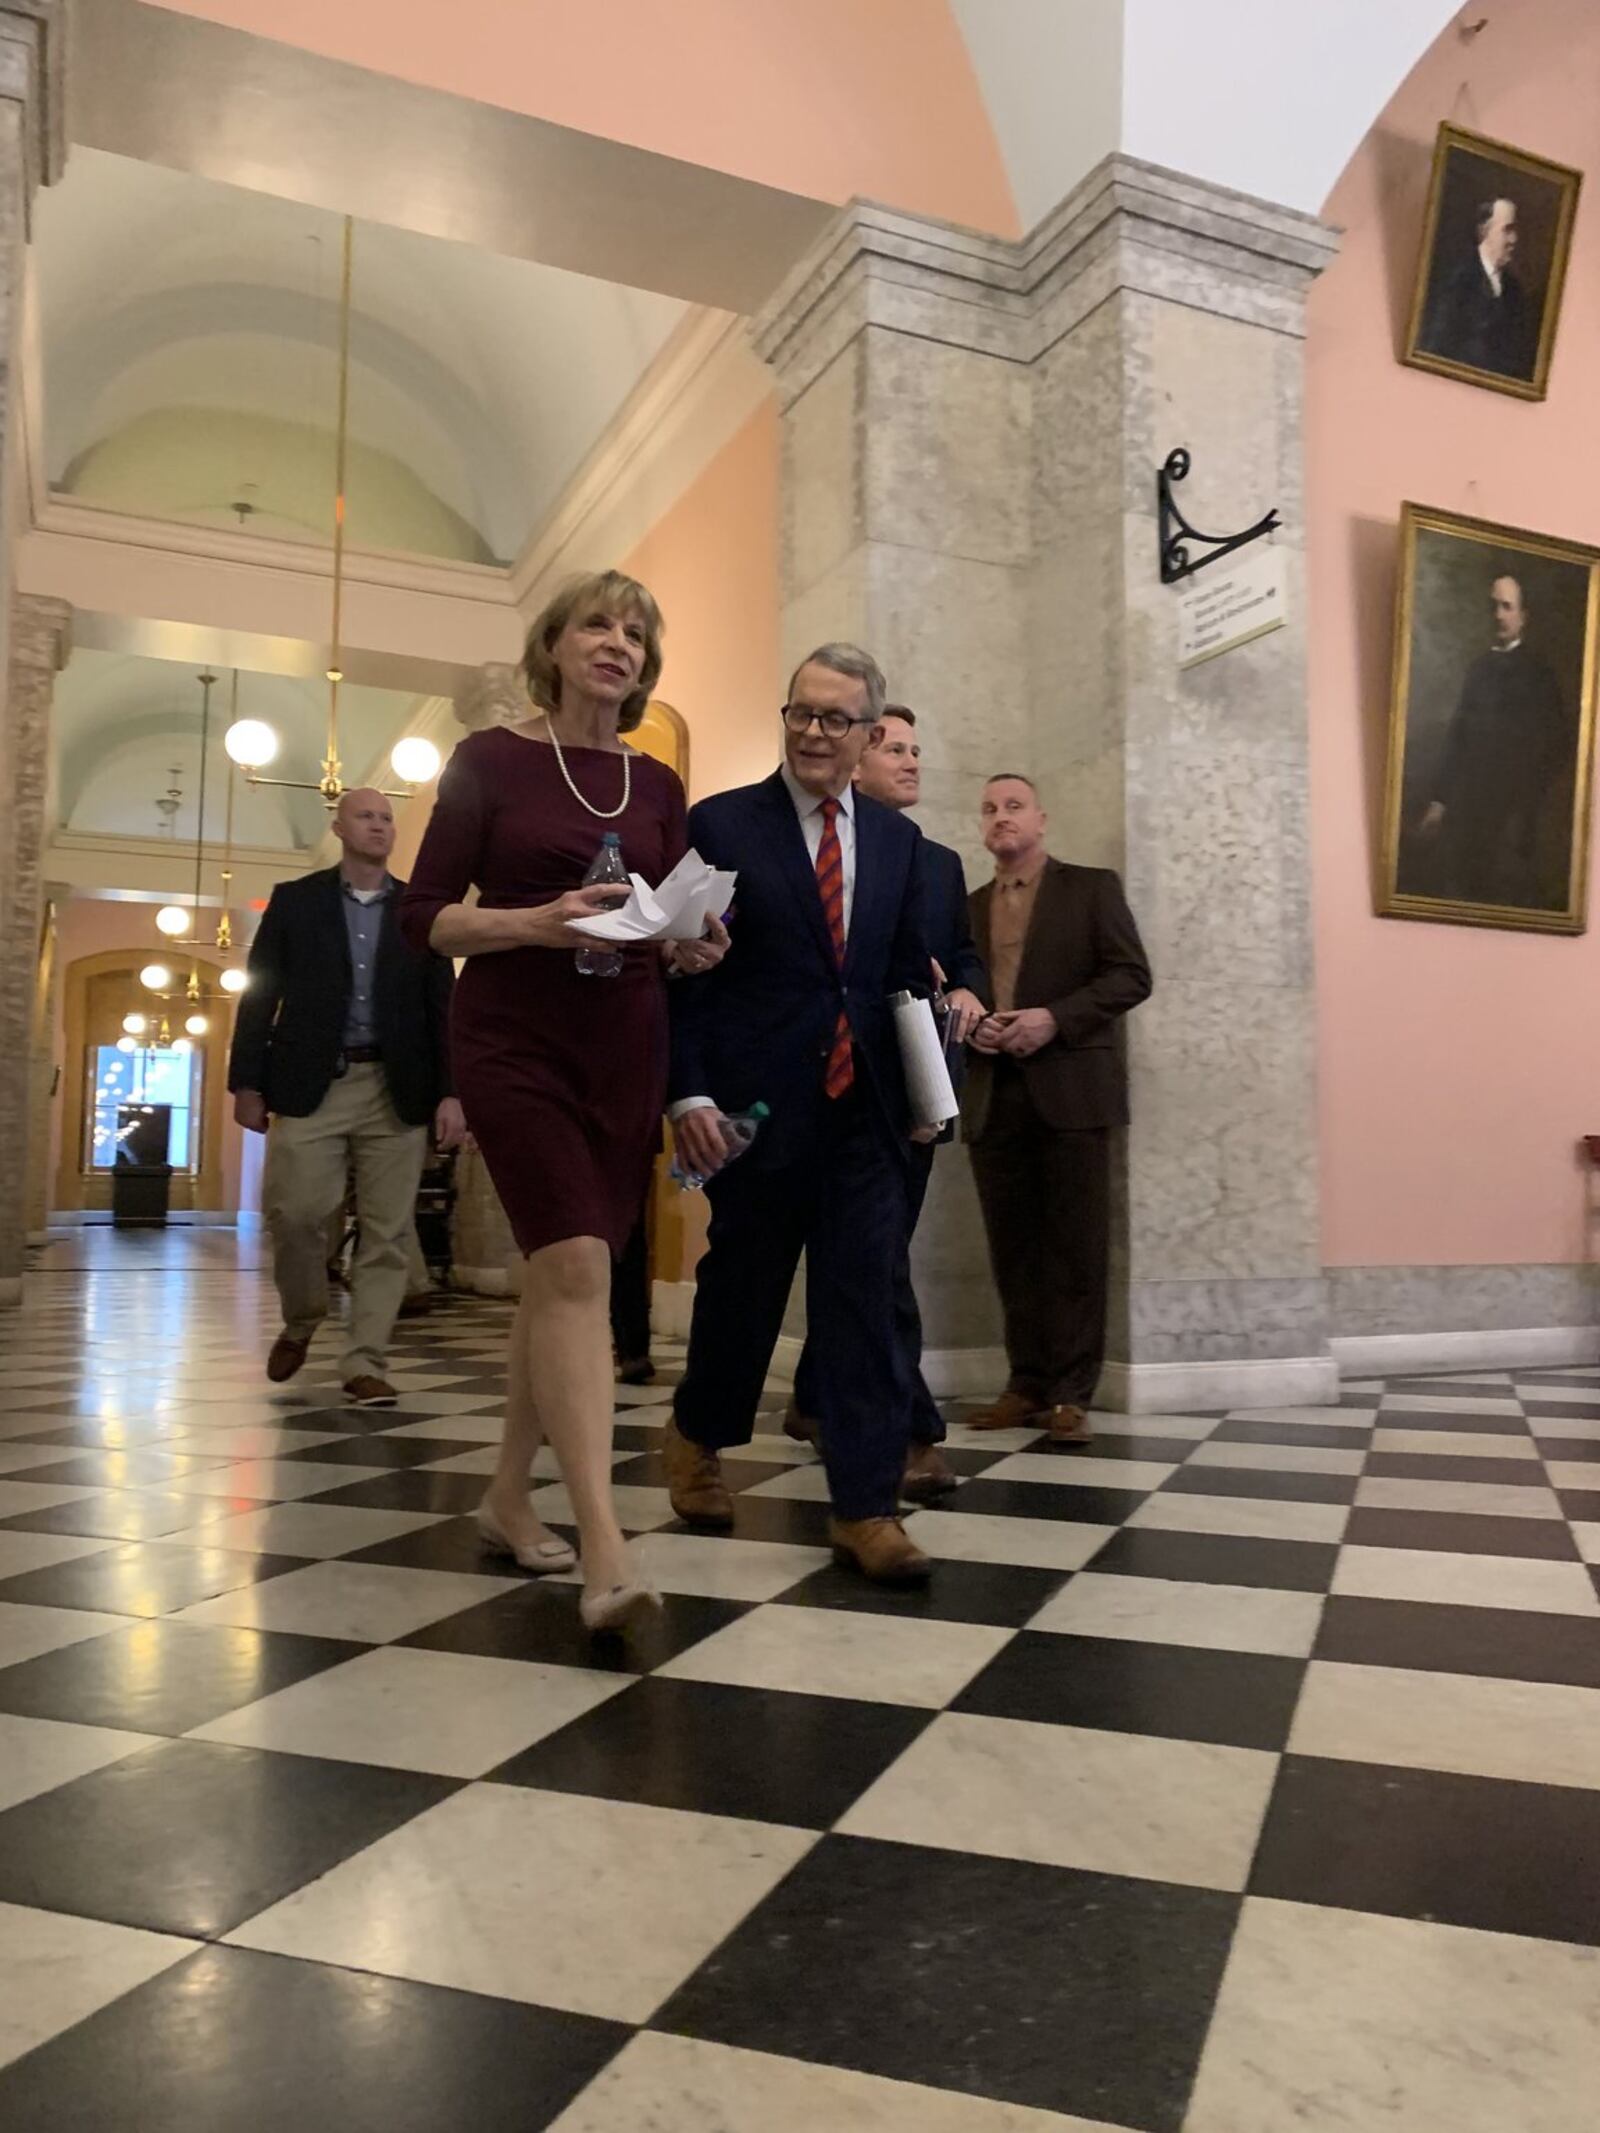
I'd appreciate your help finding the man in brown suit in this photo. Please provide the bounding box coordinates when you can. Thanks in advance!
[964,775,1151,1441]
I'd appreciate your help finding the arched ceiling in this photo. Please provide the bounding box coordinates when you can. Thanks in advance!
[34,150,689,566]
[53,649,427,851]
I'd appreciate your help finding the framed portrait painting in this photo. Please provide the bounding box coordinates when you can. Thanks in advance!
[1379,505,1600,935]
[1403,123,1581,399]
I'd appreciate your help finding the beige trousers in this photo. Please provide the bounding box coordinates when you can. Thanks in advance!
[265,1063,428,1379]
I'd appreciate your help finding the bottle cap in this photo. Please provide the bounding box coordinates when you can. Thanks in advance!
[749,1102,770,1119]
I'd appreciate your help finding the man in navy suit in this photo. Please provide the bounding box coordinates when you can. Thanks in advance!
[665,646,936,1583]
[786,706,988,1503]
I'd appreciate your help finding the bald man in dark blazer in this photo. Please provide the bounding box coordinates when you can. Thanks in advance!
[963,774,1151,1441]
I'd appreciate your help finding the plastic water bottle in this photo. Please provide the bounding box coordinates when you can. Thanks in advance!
[670,1103,770,1189]
[575,833,628,979]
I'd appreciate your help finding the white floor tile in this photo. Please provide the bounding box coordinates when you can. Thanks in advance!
[1380,1392,1525,1415]
[0,1903,193,2072]
[1332,1545,1600,1617]
[0,1531,115,1578]
[839,1711,1277,1892]
[171,1560,525,1642]
[1291,1660,1600,1792]
[1527,1417,1600,1442]
[1354,1475,1562,1519]
[383,1414,507,1443]
[657,1604,1011,1708]
[0,1442,96,1475]
[1186,1440,1367,1476]
[1369,1428,1539,1460]
[192,1646,630,1776]
[0,1712,159,1813]
[979,1452,1177,1491]
[0,1601,136,1668]
[903,1510,1117,1572]
[1572,1523,1600,1564]
[158,1503,447,1558]
[1028,1572,1324,1657]
[528,1482,679,1533]
[1546,1463,1600,1493]
[549,2032,1124,2133]
[0,1478,103,1517]
[548,1531,826,1602]
[1126,1491,1348,1544]
[1186,1897,1600,2133]
[743,1463,834,1502]
[228,1782,815,2022]
[163,1425,353,1459]
[1226,1408,1376,1430]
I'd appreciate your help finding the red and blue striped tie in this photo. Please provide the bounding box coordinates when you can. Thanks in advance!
[816,796,854,1098]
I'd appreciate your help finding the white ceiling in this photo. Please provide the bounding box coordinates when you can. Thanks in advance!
[53,649,425,852]
[34,149,690,565]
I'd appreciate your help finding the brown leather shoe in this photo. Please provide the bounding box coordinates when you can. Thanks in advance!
[782,1402,819,1446]
[267,1332,311,1384]
[829,1516,932,1585]
[616,1356,656,1388]
[1045,1404,1094,1444]
[900,1443,958,1504]
[963,1390,1045,1432]
[663,1418,734,1527]
[342,1375,398,1408]
[397,1292,434,1320]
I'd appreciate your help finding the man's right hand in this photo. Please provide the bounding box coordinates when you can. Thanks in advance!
[674,1106,731,1180]
[233,1090,269,1134]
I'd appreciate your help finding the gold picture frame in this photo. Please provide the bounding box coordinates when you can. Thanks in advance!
[1379,504,1600,935]
[1403,123,1582,401]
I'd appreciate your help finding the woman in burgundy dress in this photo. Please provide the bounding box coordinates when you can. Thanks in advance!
[402,571,725,1631]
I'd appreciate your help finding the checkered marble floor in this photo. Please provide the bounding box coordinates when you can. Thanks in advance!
[1,1268,1599,2130]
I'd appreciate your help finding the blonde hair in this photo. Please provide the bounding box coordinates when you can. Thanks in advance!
[522,570,664,735]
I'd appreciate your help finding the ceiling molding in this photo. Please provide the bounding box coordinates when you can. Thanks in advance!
[509,306,773,616]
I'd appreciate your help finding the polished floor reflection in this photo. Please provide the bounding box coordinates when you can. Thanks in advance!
[1,1245,1599,2128]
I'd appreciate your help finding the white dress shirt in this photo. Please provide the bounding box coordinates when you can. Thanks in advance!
[669,769,857,1121]
[1478,244,1504,299]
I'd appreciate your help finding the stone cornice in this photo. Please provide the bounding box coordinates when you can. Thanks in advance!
[751,153,1340,404]
[0,1,66,223]
[11,588,69,672]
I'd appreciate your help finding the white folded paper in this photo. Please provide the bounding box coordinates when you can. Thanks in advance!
[567,848,738,944]
[891,990,960,1128]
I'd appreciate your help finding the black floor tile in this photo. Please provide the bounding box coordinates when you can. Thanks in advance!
[1557,1489,1600,1521]
[1343,1507,1578,1559]
[284,1433,472,1468]
[0,1943,626,2133]
[0,1617,353,1733]
[304,1469,497,1515]
[493,1675,930,1826]
[1158,1465,1356,1505]
[1522,1398,1600,1419]
[4,1416,192,1450]
[665,1493,836,1547]
[1395,1379,1517,1398]
[654,1833,1238,2131]
[400,1582,749,1675]
[609,1451,791,1495]
[1373,1409,1531,1435]
[0,1488,226,1540]
[9,1449,232,1488]
[1025,1434,1202,1464]
[282,1406,484,1437]
[953,1630,1305,1750]
[343,1515,502,1574]
[0,1539,309,1617]
[0,1739,453,1939]
[776,1557,1067,1628]
[1364,1452,1548,1485]
[1208,1419,1371,1450]
[1535,1435,1600,1462]
[951,1478,1151,1525]
[1314,1594,1600,1689]
[1251,1754,1600,1948]
[1084,1526,1339,1591]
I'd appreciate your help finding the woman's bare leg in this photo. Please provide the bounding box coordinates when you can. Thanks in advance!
[479,1280,566,1555]
[484,1235,631,1594]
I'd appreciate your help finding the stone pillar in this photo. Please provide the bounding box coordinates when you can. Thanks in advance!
[23,877,64,1239]
[0,593,69,1300]
[752,158,1339,1410]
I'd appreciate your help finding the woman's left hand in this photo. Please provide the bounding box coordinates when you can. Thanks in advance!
[666,912,731,976]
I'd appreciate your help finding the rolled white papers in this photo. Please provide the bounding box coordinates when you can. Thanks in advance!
[568,849,738,944]
[890,990,959,1129]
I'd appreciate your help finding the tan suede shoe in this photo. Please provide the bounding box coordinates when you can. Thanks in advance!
[963,1390,1045,1432]
[663,1418,735,1527]
[266,1332,310,1384]
[828,1515,933,1585]
[342,1375,398,1407]
[900,1443,958,1504]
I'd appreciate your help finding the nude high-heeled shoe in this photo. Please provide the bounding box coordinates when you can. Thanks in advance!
[579,1580,662,1633]
[475,1504,578,1576]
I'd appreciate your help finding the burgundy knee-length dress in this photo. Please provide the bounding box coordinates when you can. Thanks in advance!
[400,726,687,1257]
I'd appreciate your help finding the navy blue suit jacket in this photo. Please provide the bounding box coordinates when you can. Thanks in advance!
[669,772,928,1163]
[920,837,987,1000]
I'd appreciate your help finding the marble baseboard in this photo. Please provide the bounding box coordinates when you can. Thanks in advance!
[1333,1326,1600,1378]
[1097,1353,1339,1415]
[652,1278,697,1341]
[1328,1263,1600,1337]
[1127,1276,1328,1362]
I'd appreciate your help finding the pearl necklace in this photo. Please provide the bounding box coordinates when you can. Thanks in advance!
[541,715,631,820]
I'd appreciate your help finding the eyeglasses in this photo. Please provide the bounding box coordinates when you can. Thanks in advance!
[781,703,877,741]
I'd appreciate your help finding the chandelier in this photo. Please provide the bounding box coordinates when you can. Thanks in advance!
[221,216,439,805]
[145,668,249,1007]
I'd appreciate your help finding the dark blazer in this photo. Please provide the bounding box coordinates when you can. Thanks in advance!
[1422,256,1530,379]
[227,865,454,1125]
[669,772,928,1164]
[963,858,1151,1138]
[921,837,988,1000]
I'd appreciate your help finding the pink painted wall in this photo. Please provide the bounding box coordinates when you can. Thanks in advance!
[622,398,782,803]
[151,0,1019,236]
[1308,0,1600,1267]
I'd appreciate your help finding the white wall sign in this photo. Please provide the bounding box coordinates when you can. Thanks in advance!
[1176,546,1287,668]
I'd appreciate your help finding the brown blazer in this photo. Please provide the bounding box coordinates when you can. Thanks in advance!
[963,857,1151,1139]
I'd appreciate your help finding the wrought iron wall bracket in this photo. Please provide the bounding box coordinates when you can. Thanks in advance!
[1158,447,1280,584]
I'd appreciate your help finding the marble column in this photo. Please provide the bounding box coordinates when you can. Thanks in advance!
[752,158,1339,1410]
[0,594,69,1301]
